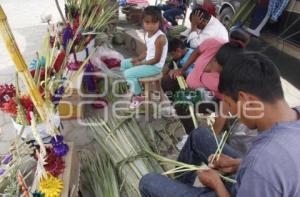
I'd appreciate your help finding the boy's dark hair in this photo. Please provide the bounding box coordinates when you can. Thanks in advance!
[142,6,163,24]
[168,38,185,53]
[219,52,284,103]
[189,7,211,22]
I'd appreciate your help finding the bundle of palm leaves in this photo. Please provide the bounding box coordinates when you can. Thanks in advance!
[80,149,120,197]
[87,116,164,196]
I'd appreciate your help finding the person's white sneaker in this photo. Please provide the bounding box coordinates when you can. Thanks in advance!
[176,135,189,150]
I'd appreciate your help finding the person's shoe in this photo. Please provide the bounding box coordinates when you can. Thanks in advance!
[129,95,145,109]
[176,134,189,150]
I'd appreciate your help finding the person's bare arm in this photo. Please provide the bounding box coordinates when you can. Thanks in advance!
[162,64,171,77]
[213,102,230,135]
[132,51,147,64]
[171,48,200,78]
[198,169,231,197]
[215,183,231,197]
[137,35,166,66]
[213,117,227,135]
[208,154,241,174]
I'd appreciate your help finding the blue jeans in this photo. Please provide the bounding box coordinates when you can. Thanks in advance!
[159,4,184,26]
[139,128,241,197]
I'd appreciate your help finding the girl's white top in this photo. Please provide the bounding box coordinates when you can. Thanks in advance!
[145,29,168,68]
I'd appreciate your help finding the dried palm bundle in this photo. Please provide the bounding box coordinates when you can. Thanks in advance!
[80,149,120,197]
[87,116,163,197]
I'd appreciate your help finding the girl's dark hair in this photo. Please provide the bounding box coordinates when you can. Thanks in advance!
[216,29,249,66]
[229,28,250,47]
[219,52,284,102]
[142,6,163,24]
[189,7,211,22]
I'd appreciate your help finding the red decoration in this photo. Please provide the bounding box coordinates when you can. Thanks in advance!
[0,84,16,107]
[1,98,17,116]
[100,57,121,69]
[73,15,80,37]
[18,171,30,197]
[202,0,216,17]
[44,147,65,177]
[53,51,66,72]
[30,69,46,81]
[19,95,34,123]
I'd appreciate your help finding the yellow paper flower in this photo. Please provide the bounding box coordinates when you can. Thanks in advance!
[39,174,63,197]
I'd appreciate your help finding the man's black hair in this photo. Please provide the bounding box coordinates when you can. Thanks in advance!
[189,7,211,22]
[168,38,185,53]
[219,52,284,103]
[142,6,163,24]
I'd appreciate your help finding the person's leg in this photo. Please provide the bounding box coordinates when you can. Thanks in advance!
[124,65,162,95]
[177,127,241,184]
[161,75,180,101]
[174,105,196,134]
[139,173,217,197]
[163,8,184,26]
[158,4,172,11]
[121,58,134,71]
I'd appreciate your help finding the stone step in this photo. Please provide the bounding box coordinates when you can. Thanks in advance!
[122,27,146,56]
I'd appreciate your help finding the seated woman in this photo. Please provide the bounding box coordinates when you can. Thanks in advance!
[158,0,187,26]
[162,29,249,141]
[180,7,228,49]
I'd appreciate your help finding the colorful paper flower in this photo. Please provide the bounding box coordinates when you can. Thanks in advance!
[44,148,65,177]
[0,168,5,175]
[50,135,69,157]
[1,154,12,164]
[39,174,63,197]
[62,24,73,49]
[1,98,17,115]
[52,86,65,104]
[0,84,16,107]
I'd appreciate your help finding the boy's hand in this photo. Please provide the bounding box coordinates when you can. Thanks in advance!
[208,154,240,174]
[169,69,175,78]
[197,169,222,190]
[170,69,184,79]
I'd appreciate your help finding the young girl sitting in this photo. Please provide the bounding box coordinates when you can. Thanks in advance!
[121,6,168,109]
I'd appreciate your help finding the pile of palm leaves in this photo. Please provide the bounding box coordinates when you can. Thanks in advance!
[64,0,117,36]
[87,116,164,196]
[80,149,120,197]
